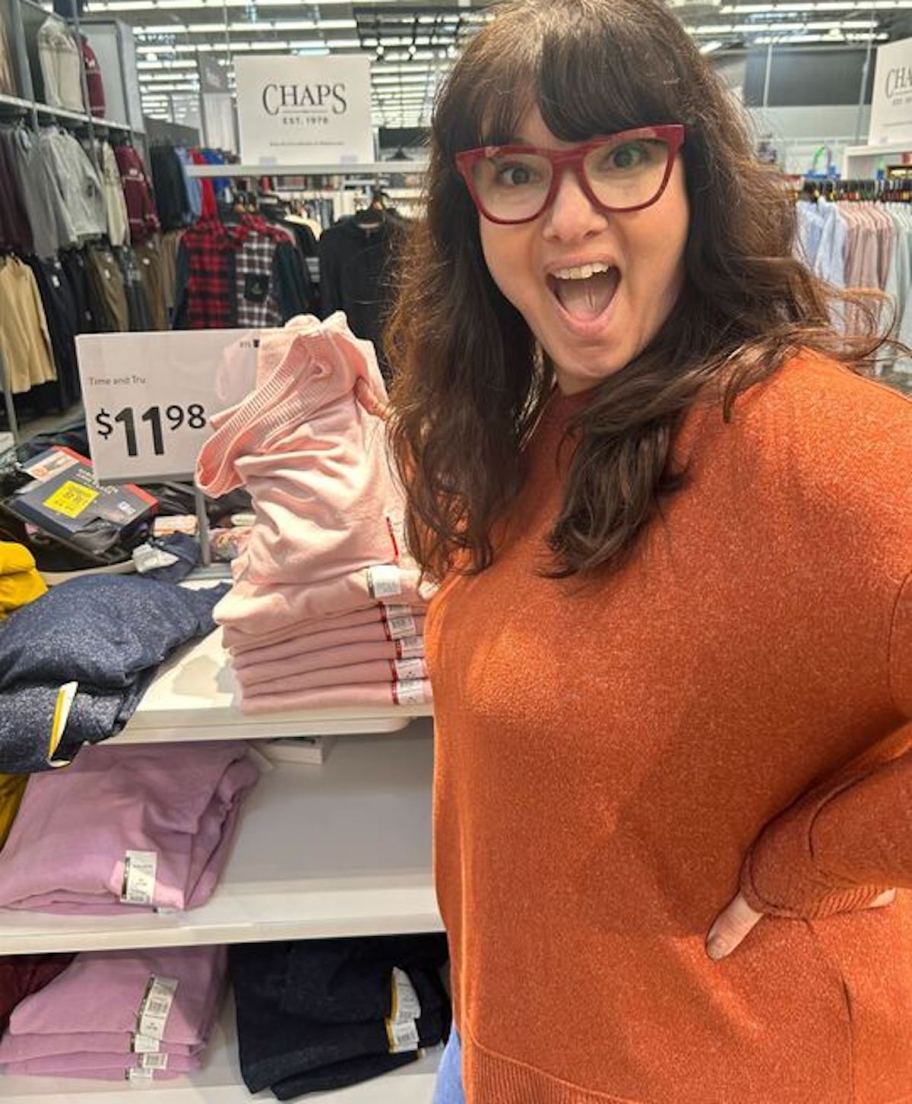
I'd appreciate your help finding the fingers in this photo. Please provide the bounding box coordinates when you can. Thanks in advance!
[355,377,391,422]
[868,888,897,909]
[706,892,764,961]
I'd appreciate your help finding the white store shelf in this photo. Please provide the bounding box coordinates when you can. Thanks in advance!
[185,161,429,178]
[114,628,433,744]
[0,726,441,955]
[0,93,33,111]
[0,994,443,1103]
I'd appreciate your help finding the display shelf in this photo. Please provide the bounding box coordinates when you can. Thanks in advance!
[185,161,429,178]
[114,628,433,744]
[0,725,441,954]
[33,100,88,122]
[0,92,33,111]
[0,994,444,1102]
[842,140,912,177]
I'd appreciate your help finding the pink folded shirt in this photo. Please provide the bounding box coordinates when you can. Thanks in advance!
[0,744,259,914]
[216,564,428,646]
[224,599,427,653]
[3,945,225,1048]
[236,639,426,690]
[239,679,433,715]
[196,314,403,592]
[242,656,429,699]
[232,609,425,666]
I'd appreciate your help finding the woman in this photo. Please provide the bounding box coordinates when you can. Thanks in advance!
[365,0,912,1100]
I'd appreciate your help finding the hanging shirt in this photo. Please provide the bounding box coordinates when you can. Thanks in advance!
[80,35,105,118]
[113,144,160,246]
[37,17,83,112]
[0,257,57,394]
[38,127,105,242]
[4,125,71,258]
[97,140,128,247]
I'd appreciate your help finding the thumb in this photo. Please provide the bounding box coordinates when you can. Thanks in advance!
[868,888,897,909]
[706,892,764,961]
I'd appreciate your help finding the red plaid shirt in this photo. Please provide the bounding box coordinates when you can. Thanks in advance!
[181,219,244,330]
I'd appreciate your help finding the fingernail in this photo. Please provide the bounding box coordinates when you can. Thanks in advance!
[706,936,728,961]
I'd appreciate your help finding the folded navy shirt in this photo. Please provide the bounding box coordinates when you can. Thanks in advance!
[0,576,228,773]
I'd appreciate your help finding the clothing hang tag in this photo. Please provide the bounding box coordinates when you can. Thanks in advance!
[142,258,151,267]
[136,975,178,1041]
[385,1016,420,1054]
[50,274,61,288]
[395,636,425,660]
[390,967,422,1025]
[393,657,427,682]
[104,268,112,280]
[120,850,158,906]
[367,565,402,600]
[126,1067,155,1084]
[131,1033,161,1054]
[140,1052,168,1071]
[382,603,411,620]
[392,678,428,706]
[386,615,417,641]
[47,680,78,765]
[243,272,270,302]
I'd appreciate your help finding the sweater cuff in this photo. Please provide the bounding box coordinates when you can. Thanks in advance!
[739,775,890,919]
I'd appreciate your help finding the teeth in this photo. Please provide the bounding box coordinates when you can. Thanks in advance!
[550,262,614,281]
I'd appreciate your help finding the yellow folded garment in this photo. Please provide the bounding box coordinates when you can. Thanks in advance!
[0,569,47,616]
[0,541,36,577]
[0,774,27,849]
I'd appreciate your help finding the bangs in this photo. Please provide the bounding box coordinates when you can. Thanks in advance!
[438,0,689,154]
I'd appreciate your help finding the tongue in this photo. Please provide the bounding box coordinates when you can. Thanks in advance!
[554,269,620,321]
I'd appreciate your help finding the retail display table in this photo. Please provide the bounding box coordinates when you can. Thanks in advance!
[116,628,434,743]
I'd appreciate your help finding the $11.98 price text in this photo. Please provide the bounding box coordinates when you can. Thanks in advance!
[94,404,207,458]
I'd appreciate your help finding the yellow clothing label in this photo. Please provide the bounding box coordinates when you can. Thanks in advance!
[0,774,27,849]
[48,682,78,764]
[0,541,36,576]
[43,481,99,519]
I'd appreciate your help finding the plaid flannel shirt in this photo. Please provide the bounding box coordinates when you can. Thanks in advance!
[181,219,243,330]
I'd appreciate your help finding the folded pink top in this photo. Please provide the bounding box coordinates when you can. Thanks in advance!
[232,610,426,666]
[0,1032,201,1061]
[196,314,403,592]
[215,564,428,643]
[0,744,259,914]
[2,1052,202,1076]
[225,601,423,653]
[236,639,426,690]
[6,945,225,1044]
[241,656,429,698]
[239,679,433,715]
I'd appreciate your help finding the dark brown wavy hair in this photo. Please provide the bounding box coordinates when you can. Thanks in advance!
[385,0,890,581]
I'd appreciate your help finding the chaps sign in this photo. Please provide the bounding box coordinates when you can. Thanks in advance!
[869,37,912,148]
[235,55,373,166]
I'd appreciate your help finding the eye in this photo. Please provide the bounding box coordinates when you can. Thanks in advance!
[494,162,538,187]
[607,142,647,170]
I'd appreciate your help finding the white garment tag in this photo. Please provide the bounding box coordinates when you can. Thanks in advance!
[132,543,179,574]
[132,1033,161,1054]
[386,1017,420,1054]
[140,1052,169,1070]
[386,615,417,641]
[137,976,178,1041]
[393,678,428,706]
[382,603,411,620]
[391,967,422,1024]
[396,636,425,660]
[120,851,158,905]
[51,274,61,288]
[127,1067,154,1084]
[367,565,402,599]
[394,658,427,682]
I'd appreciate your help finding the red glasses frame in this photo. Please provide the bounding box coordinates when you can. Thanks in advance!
[455,124,686,225]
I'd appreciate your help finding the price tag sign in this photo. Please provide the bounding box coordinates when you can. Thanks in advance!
[76,330,263,484]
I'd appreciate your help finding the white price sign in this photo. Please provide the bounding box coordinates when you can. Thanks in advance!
[235,55,373,166]
[76,330,262,483]
[869,37,912,147]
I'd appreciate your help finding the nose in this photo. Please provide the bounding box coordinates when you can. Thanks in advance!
[541,164,608,242]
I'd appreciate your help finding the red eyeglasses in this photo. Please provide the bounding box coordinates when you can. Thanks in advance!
[455,124,686,225]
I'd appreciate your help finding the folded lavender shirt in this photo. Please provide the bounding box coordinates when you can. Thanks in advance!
[3,945,225,1046]
[0,743,259,913]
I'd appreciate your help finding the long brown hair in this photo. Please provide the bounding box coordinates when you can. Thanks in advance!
[385,0,890,581]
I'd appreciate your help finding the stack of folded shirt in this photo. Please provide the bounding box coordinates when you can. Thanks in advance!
[0,574,229,772]
[0,945,226,1082]
[0,541,46,620]
[229,933,450,1099]
[196,313,434,715]
[1,955,75,1035]
[0,742,259,914]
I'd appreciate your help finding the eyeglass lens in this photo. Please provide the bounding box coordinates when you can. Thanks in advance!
[470,135,672,221]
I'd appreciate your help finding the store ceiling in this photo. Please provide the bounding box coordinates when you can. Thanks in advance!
[78,0,912,129]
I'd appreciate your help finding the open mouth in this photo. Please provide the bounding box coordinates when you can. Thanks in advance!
[546,266,621,324]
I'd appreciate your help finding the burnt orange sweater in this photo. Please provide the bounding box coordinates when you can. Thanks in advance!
[425,352,912,1104]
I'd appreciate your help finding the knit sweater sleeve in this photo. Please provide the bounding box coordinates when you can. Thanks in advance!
[740,569,912,919]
